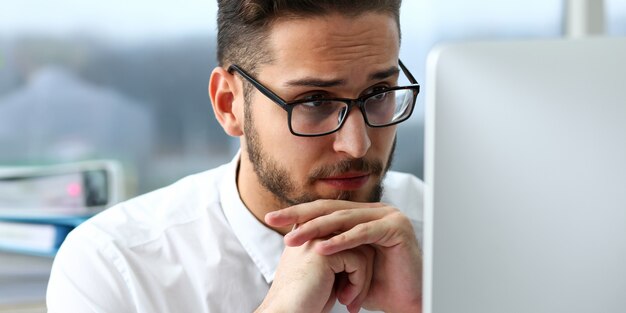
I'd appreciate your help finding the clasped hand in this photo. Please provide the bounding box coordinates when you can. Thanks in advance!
[257,200,422,313]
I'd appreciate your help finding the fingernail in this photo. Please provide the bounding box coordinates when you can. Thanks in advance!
[266,211,277,218]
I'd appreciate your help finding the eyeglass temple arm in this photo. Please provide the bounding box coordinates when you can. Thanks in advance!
[227,64,289,108]
[398,59,418,85]
[228,61,418,105]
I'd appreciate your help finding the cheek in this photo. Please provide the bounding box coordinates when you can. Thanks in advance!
[251,98,289,139]
[279,136,329,176]
[369,127,397,156]
[253,101,326,169]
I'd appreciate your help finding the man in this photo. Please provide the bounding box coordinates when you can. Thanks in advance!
[47,1,424,312]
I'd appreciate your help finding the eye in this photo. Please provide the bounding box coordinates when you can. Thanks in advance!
[370,86,389,93]
[366,85,388,95]
[366,86,390,101]
[303,93,328,100]
[299,93,332,107]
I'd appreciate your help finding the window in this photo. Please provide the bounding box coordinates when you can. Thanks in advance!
[2,1,614,196]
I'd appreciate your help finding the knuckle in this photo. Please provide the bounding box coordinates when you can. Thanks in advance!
[314,199,338,214]
[353,223,371,241]
[311,225,323,239]
[331,209,352,218]
[389,210,409,224]
[332,232,350,246]
[386,211,417,241]
[315,198,333,206]
[378,205,399,217]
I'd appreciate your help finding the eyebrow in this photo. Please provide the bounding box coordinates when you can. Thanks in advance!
[283,66,400,88]
[369,66,400,81]
[284,78,346,88]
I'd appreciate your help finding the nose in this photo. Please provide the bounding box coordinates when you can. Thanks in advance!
[332,107,371,158]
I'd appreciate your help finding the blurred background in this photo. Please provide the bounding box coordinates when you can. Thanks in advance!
[1,1,624,312]
[0,0,625,197]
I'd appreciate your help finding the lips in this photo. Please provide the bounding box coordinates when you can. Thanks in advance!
[318,172,370,190]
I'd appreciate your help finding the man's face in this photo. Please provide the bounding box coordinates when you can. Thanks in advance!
[241,12,400,207]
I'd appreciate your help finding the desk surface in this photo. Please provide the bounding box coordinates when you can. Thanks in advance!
[0,251,52,312]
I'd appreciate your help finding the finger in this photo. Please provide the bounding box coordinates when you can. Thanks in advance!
[319,211,415,255]
[284,207,388,247]
[322,286,337,313]
[347,300,362,313]
[336,275,361,307]
[265,199,383,227]
[316,219,393,256]
[334,273,349,305]
[330,249,370,307]
[347,245,375,312]
[335,266,364,306]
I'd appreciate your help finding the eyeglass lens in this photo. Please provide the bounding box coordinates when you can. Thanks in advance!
[290,88,414,135]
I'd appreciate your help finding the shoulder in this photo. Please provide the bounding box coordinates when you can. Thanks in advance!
[381,171,424,239]
[382,171,424,194]
[73,162,231,248]
[49,164,233,310]
[382,171,424,214]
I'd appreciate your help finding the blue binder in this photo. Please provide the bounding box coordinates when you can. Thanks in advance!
[0,215,89,257]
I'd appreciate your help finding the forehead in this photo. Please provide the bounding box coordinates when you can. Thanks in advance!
[263,12,400,78]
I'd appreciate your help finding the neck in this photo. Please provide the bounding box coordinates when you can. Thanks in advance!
[236,152,293,236]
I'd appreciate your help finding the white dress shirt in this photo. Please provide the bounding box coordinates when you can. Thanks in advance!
[47,153,424,313]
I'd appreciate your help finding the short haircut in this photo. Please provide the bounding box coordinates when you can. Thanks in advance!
[217,0,402,74]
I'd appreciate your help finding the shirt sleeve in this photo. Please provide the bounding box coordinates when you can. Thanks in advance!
[46,225,134,313]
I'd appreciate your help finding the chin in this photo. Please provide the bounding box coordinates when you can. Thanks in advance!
[320,186,381,203]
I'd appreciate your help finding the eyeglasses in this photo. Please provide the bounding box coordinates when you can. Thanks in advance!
[227,60,420,137]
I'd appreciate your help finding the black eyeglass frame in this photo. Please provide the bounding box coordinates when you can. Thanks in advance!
[227,60,420,137]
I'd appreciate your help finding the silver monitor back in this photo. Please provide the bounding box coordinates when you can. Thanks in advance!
[423,37,626,313]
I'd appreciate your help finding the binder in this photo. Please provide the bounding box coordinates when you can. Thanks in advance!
[0,160,124,257]
[0,160,124,217]
[0,216,87,257]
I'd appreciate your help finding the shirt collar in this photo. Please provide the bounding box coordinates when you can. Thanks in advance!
[219,151,284,284]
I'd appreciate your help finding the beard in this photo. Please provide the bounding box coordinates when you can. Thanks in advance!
[243,98,396,208]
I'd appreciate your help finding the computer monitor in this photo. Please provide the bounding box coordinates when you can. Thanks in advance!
[423,37,626,313]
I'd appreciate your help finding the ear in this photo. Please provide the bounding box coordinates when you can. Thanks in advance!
[209,66,244,137]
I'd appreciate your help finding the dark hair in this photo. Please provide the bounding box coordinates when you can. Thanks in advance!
[217,0,402,73]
